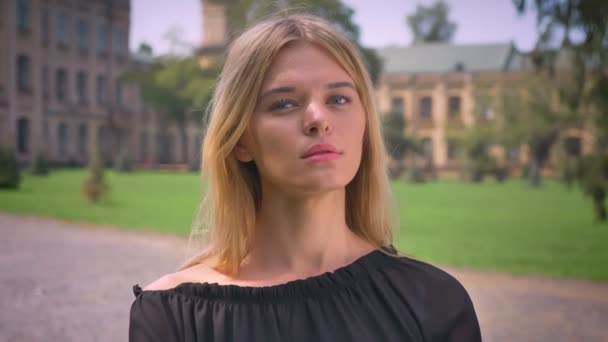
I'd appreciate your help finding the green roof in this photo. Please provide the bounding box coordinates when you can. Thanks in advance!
[376,42,521,74]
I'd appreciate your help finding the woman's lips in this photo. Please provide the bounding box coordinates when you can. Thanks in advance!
[303,151,341,162]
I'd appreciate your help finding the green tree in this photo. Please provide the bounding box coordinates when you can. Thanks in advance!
[514,0,608,219]
[126,56,217,167]
[0,146,20,189]
[406,0,457,44]
[381,111,424,181]
[498,75,579,187]
[226,0,383,83]
[82,144,109,203]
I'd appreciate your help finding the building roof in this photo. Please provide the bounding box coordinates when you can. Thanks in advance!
[376,42,526,74]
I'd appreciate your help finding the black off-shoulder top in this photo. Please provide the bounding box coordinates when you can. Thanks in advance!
[129,247,481,342]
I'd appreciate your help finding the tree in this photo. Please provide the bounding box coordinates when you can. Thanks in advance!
[136,42,153,57]
[514,0,608,219]
[82,143,109,203]
[497,75,579,187]
[226,0,383,83]
[406,1,457,44]
[0,146,20,189]
[126,56,217,167]
[381,111,424,182]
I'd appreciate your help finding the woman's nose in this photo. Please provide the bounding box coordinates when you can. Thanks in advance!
[303,102,332,136]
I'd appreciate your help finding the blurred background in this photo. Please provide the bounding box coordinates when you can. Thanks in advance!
[0,0,607,341]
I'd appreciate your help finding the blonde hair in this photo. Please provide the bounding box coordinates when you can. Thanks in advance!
[179,13,398,275]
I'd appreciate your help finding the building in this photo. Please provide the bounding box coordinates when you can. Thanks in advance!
[0,0,202,169]
[197,0,234,69]
[375,42,594,178]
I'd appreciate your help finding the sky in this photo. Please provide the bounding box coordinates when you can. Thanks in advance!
[130,0,539,55]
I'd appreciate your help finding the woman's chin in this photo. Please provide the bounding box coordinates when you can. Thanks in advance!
[289,179,350,195]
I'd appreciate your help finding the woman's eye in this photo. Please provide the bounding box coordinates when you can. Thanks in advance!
[269,99,295,111]
[328,95,351,105]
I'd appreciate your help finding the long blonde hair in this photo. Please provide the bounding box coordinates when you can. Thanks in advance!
[179,13,398,275]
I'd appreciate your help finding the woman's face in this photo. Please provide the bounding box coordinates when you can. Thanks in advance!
[235,41,366,195]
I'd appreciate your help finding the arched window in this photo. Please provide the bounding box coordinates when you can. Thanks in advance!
[421,137,433,159]
[140,132,148,161]
[419,97,432,119]
[58,122,68,157]
[78,124,88,157]
[17,118,29,153]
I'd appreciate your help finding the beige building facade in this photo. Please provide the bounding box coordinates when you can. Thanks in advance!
[375,43,593,178]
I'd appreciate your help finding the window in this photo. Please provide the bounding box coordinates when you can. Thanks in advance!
[98,126,108,157]
[140,132,148,161]
[17,118,29,153]
[419,97,432,119]
[17,0,29,31]
[447,139,459,160]
[421,137,433,159]
[76,18,88,50]
[507,146,520,161]
[116,128,125,151]
[41,7,50,45]
[192,136,200,160]
[78,124,88,157]
[96,21,107,55]
[391,97,404,115]
[448,96,461,118]
[58,122,68,157]
[115,79,123,107]
[56,13,69,48]
[17,55,30,92]
[77,71,87,104]
[56,69,67,102]
[42,66,49,99]
[42,121,50,154]
[564,137,582,157]
[113,29,127,56]
[96,75,106,105]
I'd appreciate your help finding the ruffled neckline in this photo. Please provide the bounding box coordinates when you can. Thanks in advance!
[133,246,397,303]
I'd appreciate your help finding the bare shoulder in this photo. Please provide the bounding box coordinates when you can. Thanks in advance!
[143,263,224,291]
[143,273,183,291]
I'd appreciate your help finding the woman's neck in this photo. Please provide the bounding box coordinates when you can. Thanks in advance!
[238,186,376,282]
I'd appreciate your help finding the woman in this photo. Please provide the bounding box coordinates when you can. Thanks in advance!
[129,13,481,342]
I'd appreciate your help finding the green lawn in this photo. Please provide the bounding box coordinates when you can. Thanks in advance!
[1,169,607,281]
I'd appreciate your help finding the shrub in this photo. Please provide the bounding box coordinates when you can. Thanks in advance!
[494,167,509,182]
[0,146,20,189]
[30,152,50,176]
[82,151,109,203]
[113,146,132,173]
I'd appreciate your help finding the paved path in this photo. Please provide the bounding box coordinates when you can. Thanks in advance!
[1,212,607,341]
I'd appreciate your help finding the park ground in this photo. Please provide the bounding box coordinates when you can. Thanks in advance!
[1,170,608,341]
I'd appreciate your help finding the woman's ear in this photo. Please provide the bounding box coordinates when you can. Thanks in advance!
[234,140,253,162]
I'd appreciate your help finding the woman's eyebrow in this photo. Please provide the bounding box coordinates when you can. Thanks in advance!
[326,81,355,90]
[259,86,295,100]
[259,81,355,100]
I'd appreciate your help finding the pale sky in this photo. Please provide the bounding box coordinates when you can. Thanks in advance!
[130,0,539,55]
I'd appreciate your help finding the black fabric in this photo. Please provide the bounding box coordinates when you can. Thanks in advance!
[129,247,482,342]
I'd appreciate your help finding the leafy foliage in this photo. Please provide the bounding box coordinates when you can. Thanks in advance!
[30,152,50,176]
[514,0,608,220]
[0,146,20,189]
[406,0,457,44]
[125,55,217,164]
[381,111,423,181]
[82,149,109,203]
[226,0,383,83]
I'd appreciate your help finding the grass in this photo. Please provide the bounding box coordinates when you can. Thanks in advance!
[393,180,608,281]
[0,170,200,235]
[1,169,607,281]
